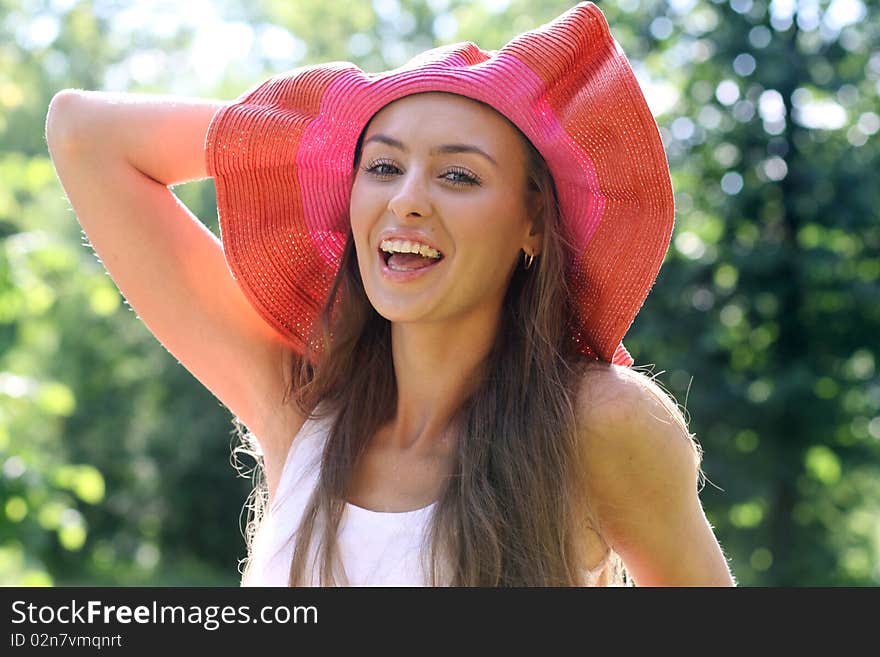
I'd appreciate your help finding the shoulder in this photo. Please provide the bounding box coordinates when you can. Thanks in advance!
[573,361,702,478]
[573,363,700,564]
[571,362,734,586]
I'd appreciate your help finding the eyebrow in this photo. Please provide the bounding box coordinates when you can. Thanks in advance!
[363,134,499,167]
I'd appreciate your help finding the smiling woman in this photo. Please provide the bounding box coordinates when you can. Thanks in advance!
[350,93,541,327]
[46,2,735,587]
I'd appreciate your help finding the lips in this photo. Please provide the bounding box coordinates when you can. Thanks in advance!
[376,243,446,265]
[377,245,445,282]
[376,231,444,256]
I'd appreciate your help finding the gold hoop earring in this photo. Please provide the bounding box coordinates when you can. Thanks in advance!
[524,251,535,270]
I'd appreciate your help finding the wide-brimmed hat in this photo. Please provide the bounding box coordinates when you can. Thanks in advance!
[205,1,674,367]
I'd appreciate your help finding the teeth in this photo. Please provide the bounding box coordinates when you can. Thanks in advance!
[380,239,441,259]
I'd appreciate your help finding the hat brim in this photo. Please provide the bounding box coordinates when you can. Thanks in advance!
[206,2,673,368]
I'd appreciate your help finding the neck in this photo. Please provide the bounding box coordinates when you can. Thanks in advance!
[385,304,502,451]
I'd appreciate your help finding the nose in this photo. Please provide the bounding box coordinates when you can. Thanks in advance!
[387,169,433,220]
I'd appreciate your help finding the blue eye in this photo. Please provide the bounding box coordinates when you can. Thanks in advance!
[360,159,481,187]
[362,159,400,177]
[443,167,481,186]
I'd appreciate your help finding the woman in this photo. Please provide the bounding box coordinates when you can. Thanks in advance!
[46,3,735,586]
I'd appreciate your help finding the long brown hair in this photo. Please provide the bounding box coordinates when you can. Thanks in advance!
[236,99,631,586]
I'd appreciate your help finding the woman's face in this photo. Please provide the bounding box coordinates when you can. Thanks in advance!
[350,92,541,326]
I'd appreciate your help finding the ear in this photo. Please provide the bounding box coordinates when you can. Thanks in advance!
[524,230,544,258]
[524,189,544,256]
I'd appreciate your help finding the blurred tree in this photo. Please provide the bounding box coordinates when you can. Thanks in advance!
[0,0,253,585]
[625,0,880,585]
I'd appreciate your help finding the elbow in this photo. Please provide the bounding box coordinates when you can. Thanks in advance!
[46,89,89,156]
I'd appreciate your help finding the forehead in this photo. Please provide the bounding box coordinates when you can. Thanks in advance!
[363,92,526,156]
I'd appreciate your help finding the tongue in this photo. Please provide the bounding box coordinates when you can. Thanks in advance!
[387,253,438,270]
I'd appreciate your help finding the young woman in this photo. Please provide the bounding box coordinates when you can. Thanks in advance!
[46,3,735,586]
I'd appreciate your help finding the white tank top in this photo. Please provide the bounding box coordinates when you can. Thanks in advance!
[241,405,441,586]
[240,403,612,586]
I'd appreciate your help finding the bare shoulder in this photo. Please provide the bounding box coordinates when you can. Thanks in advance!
[574,361,702,475]
[572,361,734,586]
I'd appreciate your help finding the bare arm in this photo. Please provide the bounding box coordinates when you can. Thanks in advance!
[577,364,736,587]
[47,91,220,186]
[46,90,305,499]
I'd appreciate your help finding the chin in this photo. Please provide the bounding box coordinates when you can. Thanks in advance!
[366,297,430,324]
[359,268,442,325]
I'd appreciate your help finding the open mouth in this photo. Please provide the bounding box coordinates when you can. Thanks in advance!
[378,245,445,272]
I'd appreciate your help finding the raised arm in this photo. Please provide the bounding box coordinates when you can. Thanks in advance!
[47,91,221,186]
[46,90,306,498]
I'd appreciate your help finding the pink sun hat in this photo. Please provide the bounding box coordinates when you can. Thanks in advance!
[205,2,675,367]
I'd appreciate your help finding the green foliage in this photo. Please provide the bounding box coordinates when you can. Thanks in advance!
[628,0,880,585]
[2,0,877,586]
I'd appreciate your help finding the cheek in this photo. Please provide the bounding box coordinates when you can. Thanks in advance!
[449,192,529,252]
[349,184,376,250]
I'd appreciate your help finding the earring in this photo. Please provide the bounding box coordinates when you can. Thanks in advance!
[524,251,535,270]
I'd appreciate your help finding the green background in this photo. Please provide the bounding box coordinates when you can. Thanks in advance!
[1,0,878,586]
